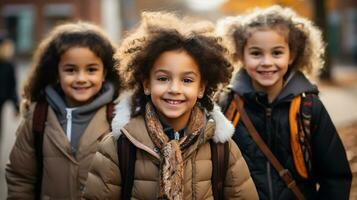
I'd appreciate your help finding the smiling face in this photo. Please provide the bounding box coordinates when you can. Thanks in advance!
[143,49,205,131]
[58,47,105,107]
[243,28,294,101]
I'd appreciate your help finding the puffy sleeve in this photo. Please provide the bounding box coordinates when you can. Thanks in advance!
[6,105,37,199]
[82,134,122,199]
[224,139,259,199]
[311,97,352,199]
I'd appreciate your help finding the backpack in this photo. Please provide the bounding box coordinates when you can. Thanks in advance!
[224,92,316,179]
[32,100,114,199]
[117,135,229,199]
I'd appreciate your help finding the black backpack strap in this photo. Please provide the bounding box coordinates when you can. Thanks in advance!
[106,101,115,127]
[210,140,229,200]
[32,100,48,199]
[299,93,318,177]
[117,134,136,199]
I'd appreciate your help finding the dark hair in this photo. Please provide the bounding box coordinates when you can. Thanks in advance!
[23,22,122,102]
[117,12,233,116]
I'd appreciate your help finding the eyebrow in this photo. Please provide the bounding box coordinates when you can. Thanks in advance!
[154,68,199,76]
[247,45,287,50]
[62,63,100,67]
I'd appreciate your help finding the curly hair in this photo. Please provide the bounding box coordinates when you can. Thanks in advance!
[217,5,325,77]
[117,12,233,116]
[23,21,122,103]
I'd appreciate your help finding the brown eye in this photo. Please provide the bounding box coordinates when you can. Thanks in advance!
[183,78,193,84]
[157,76,169,82]
[272,51,283,57]
[250,51,261,56]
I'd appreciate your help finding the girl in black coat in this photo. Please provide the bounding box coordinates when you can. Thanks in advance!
[218,5,352,200]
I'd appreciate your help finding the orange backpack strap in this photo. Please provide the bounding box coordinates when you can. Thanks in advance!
[224,95,242,127]
[32,100,48,199]
[210,140,229,200]
[290,95,308,178]
[290,94,314,179]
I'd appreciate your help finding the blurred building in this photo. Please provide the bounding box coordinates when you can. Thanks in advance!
[1,0,356,64]
[0,0,121,56]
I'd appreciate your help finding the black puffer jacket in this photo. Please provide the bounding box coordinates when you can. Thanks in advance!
[229,69,352,200]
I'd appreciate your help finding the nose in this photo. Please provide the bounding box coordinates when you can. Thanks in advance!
[76,71,87,83]
[168,80,181,94]
[261,55,273,66]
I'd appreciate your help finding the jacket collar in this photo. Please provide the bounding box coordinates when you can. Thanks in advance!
[231,68,319,103]
[111,94,234,144]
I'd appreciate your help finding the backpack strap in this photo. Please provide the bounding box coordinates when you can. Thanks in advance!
[290,93,316,179]
[235,95,306,200]
[32,100,48,199]
[117,134,136,199]
[224,92,242,127]
[106,101,115,127]
[210,140,229,200]
[299,93,315,176]
[290,95,308,178]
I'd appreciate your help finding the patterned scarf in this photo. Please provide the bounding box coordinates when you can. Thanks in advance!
[145,102,205,200]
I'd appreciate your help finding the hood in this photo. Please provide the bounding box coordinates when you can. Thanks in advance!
[45,82,114,121]
[111,90,133,138]
[231,69,318,102]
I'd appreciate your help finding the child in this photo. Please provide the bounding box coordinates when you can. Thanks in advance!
[218,5,352,200]
[83,12,258,199]
[6,22,122,199]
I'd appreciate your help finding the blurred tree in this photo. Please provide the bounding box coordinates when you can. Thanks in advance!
[313,0,332,81]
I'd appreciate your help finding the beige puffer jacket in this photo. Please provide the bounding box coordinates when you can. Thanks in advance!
[6,104,111,200]
[83,105,258,199]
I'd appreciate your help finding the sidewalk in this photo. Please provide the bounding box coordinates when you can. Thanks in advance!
[319,66,357,127]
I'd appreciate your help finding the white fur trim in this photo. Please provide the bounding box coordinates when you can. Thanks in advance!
[111,91,133,139]
[210,104,235,143]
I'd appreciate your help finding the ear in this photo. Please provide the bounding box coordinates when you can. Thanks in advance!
[143,79,151,95]
[198,82,206,99]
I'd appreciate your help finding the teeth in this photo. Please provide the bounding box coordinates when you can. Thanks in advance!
[166,100,182,104]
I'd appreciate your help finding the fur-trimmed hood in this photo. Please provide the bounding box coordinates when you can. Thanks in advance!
[111,93,234,143]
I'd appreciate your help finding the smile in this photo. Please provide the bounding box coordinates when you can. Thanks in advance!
[257,70,277,75]
[73,86,91,90]
[164,99,184,105]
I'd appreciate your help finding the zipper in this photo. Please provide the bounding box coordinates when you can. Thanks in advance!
[265,107,274,200]
[174,131,180,140]
[65,108,74,142]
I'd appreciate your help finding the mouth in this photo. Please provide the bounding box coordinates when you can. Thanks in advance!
[257,70,277,76]
[163,99,185,105]
[73,86,91,91]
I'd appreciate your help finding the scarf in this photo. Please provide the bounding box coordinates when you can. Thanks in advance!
[145,102,205,200]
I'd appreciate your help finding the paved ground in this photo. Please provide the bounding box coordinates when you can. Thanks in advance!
[338,122,357,200]
[0,62,356,199]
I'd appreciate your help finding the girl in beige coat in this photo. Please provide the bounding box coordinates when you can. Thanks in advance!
[83,12,258,200]
[6,22,122,199]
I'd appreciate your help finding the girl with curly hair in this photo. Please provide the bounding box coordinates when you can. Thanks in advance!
[6,22,122,199]
[83,11,258,199]
[217,5,352,200]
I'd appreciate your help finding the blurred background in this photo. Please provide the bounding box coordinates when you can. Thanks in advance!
[0,0,356,199]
